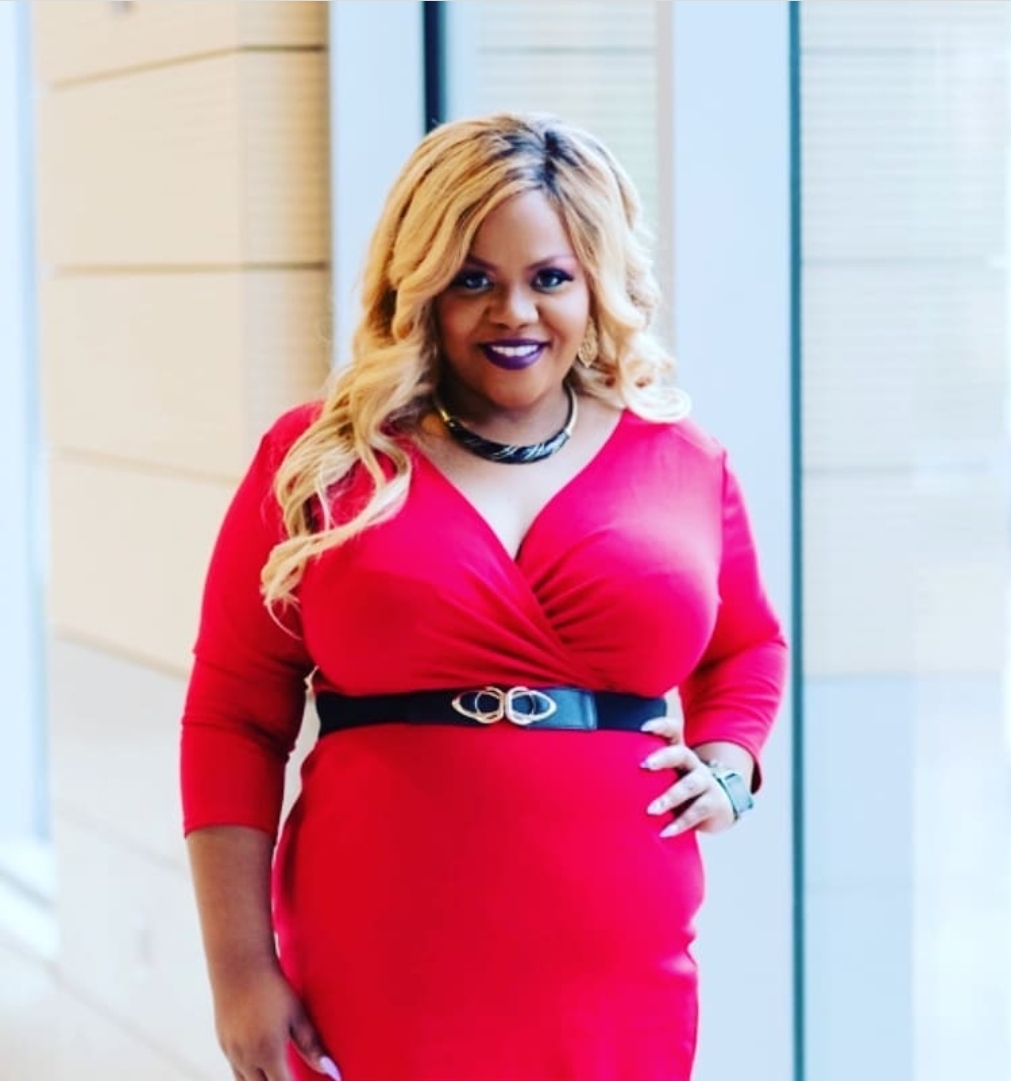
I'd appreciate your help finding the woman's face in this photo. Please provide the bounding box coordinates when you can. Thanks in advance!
[434,189,591,420]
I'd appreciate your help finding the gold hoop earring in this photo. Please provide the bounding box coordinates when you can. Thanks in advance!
[577,322,599,368]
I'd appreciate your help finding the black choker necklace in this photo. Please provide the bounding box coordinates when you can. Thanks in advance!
[432,385,578,464]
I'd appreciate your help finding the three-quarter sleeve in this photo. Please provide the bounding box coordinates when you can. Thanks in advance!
[180,406,318,838]
[680,453,788,784]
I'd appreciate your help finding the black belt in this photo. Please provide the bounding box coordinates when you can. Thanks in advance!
[316,686,666,735]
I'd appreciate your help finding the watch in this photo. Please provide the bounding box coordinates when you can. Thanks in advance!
[705,761,754,821]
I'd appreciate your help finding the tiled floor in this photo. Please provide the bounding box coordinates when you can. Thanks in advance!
[0,935,204,1081]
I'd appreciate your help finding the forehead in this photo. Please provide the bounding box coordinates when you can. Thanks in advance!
[467,190,575,260]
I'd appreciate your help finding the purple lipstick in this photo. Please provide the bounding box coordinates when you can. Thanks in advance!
[480,339,547,371]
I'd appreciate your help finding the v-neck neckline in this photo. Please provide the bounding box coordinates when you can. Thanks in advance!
[410,408,629,566]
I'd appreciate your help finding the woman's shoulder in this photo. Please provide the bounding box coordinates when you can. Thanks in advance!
[264,399,326,443]
[622,409,726,465]
[256,399,326,464]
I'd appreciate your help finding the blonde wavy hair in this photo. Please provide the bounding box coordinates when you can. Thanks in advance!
[262,112,691,608]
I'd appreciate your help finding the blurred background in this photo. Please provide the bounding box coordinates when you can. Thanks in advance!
[0,2,1008,1079]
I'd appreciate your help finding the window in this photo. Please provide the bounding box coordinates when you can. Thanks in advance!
[799,4,1011,1077]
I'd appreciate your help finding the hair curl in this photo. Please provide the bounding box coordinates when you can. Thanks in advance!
[262,112,691,609]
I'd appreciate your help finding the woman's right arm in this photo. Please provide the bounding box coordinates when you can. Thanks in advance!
[186,824,278,1005]
[187,826,337,1081]
[180,408,337,1079]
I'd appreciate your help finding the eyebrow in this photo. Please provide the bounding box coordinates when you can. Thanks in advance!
[463,254,578,271]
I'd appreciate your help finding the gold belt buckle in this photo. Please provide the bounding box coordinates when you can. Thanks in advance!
[451,686,558,726]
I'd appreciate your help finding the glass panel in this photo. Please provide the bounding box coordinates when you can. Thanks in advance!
[799,3,1011,1078]
[443,1,661,234]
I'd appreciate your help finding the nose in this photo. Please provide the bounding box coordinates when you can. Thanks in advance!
[488,284,538,327]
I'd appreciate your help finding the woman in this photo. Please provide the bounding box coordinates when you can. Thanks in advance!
[180,112,787,1081]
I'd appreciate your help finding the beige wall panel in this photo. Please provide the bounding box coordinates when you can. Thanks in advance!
[239,52,330,265]
[36,53,328,267]
[48,636,317,871]
[41,273,244,476]
[40,269,329,478]
[55,815,219,1081]
[244,268,331,439]
[48,459,232,674]
[37,54,242,266]
[32,1,326,86]
[239,1,328,51]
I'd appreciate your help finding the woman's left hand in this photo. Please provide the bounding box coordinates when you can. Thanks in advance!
[639,716,736,836]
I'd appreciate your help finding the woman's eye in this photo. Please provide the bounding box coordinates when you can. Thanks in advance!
[450,270,491,292]
[534,268,573,291]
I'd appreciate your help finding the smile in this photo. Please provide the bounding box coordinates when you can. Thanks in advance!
[480,341,547,370]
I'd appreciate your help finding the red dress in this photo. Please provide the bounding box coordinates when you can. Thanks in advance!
[180,404,787,1081]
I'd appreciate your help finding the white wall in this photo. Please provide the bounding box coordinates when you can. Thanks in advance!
[328,1,423,365]
[0,0,47,850]
[671,4,796,1080]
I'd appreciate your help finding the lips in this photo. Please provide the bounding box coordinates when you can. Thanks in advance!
[479,340,547,371]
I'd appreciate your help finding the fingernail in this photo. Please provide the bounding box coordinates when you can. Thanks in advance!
[660,822,682,838]
[640,754,660,770]
[319,1056,342,1081]
[640,719,663,734]
[646,798,666,815]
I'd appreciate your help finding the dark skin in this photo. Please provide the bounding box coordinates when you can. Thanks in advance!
[186,827,340,1081]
